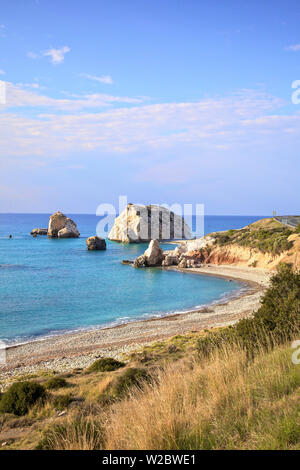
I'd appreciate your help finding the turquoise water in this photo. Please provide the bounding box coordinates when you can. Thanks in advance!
[0,214,266,344]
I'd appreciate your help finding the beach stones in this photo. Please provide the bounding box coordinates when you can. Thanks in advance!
[48,212,80,238]
[108,203,192,243]
[86,236,106,250]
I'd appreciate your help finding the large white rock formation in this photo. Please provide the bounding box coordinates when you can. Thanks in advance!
[108,204,192,243]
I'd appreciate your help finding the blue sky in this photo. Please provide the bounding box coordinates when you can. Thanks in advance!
[0,0,300,214]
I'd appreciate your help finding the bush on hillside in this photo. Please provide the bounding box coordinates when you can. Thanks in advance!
[52,393,73,410]
[45,376,68,390]
[0,381,46,416]
[110,368,151,398]
[197,263,300,357]
[88,358,125,373]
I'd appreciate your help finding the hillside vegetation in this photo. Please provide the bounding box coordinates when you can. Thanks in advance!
[0,264,299,450]
[186,218,300,270]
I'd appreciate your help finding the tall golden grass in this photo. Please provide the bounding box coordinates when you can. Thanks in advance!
[40,339,300,450]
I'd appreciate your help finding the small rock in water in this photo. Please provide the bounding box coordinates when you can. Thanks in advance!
[86,236,106,250]
[31,228,48,236]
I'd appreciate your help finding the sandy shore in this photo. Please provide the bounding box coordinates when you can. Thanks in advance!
[0,265,271,385]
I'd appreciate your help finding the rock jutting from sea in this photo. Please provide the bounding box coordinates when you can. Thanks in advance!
[31,212,80,238]
[86,236,106,250]
[47,211,80,238]
[132,237,216,269]
[108,203,192,243]
[31,228,48,236]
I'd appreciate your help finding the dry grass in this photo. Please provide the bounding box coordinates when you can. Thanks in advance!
[2,338,300,450]
[103,341,300,450]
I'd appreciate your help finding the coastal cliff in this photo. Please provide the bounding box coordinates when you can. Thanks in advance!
[178,218,300,270]
[133,218,300,271]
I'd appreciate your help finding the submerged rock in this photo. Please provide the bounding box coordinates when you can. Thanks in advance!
[86,236,106,250]
[108,203,192,243]
[48,212,80,238]
[31,228,48,236]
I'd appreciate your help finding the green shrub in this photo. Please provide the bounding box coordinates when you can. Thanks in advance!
[52,393,73,410]
[214,226,294,255]
[0,381,46,416]
[88,357,125,373]
[45,376,68,390]
[296,223,300,234]
[197,264,300,358]
[110,368,151,398]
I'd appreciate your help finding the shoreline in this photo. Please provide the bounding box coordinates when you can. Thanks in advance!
[0,265,271,385]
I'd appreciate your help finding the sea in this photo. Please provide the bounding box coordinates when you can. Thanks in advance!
[0,214,267,345]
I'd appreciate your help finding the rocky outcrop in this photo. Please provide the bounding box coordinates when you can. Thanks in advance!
[162,254,180,266]
[31,228,48,236]
[48,212,80,238]
[133,240,165,268]
[108,204,192,243]
[86,236,106,250]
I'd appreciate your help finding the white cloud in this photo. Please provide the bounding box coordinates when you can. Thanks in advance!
[0,70,5,75]
[43,46,70,64]
[285,44,300,51]
[3,82,145,111]
[1,85,297,162]
[80,73,113,84]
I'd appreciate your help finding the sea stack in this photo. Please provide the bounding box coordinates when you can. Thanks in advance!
[108,203,192,243]
[48,212,80,238]
[86,236,106,250]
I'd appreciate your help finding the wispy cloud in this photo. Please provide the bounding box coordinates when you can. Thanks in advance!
[27,51,40,59]
[0,70,5,75]
[3,81,145,111]
[285,44,300,51]
[43,46,70,64]
[80,73,114,84]
[1,85,296,163]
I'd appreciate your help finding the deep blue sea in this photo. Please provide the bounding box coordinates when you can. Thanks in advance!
[0,214,267,344]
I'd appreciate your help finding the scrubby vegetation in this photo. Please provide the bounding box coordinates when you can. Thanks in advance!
[108,367,151,399]
[0,264,299,449]
[87,357,125,373]
[45,376,68,390]
[0,382,46,416]
[52,394,73,411]
[214,220,294,255]
[197,263,300,358]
